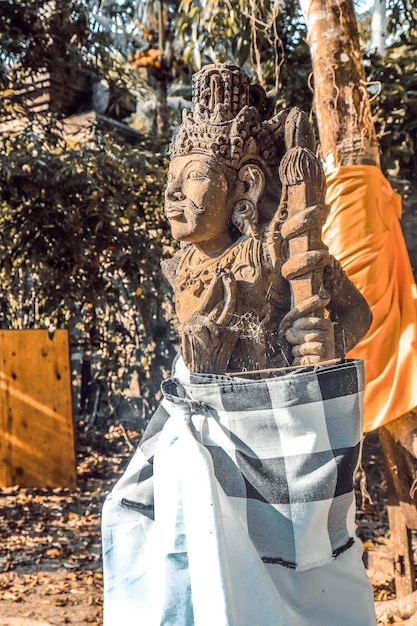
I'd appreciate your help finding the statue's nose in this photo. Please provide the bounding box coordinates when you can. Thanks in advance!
[167,187,185,201]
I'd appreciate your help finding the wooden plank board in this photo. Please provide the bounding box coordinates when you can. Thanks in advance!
[0,329,77,487]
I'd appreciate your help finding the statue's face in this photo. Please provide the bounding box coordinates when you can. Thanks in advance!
[164,154,234,254]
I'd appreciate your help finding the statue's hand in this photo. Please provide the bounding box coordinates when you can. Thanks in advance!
[285,316,335,366]
[180,269,239,374]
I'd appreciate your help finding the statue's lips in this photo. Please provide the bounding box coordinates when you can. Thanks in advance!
[165,204,186,219]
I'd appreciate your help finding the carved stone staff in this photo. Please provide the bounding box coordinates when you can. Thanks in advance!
[278,108,334,365]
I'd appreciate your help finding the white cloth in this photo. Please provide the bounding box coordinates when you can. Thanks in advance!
[102,357,376,625]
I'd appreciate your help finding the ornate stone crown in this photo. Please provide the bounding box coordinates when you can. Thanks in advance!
[170,64,285,170]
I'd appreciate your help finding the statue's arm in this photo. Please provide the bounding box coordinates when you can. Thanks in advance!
[162,251,240,374]
[325,257,373,356]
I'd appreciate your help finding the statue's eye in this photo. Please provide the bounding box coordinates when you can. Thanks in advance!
[167,172,174,182]
[187,170,206,180]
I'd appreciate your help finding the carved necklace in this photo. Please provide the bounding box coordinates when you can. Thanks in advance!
[178,237,263,297]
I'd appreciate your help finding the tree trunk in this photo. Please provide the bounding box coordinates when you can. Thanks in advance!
[370,0,387,55]
[299,0,380,169]
[155,0,169,134]
[153,72,169,134]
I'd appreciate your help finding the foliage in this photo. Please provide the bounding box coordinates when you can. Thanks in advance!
[1,129,164,322]
[386,0,417,40]
[365,36,417,178]
[174,0,311,111]
[0,116,174,410]
[353,1,417,178]
[0,0,147,123]
[0,1,176,417]
[0,0,92,71]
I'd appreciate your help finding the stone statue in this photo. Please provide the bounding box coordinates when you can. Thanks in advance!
[161,63,372,374]
[102,68,377,626]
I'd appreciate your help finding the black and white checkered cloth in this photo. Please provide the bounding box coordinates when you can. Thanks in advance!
[113,356,364,572]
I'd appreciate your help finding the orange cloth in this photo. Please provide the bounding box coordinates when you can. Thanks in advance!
[324,164,417,432]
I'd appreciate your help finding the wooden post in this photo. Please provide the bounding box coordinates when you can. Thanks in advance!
[0,329,77,488]
[379,425,417,597]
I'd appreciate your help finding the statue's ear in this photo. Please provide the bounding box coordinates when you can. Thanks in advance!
[231,164,265,238]
[237,163,265,204]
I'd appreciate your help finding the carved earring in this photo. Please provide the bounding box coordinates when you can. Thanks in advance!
[231,199,260,239]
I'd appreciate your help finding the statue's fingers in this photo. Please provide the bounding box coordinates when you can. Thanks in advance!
[216,273,236,326]
[291,317,332,331]
[285,327,301,345]
[199,274,223,315]
[292,341,328,357]
[293,354,323,366]
[286,328,330,345]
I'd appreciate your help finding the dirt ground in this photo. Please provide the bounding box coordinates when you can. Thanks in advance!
[0,423,142,625]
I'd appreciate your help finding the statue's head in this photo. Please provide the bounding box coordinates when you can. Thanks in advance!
[165,64,287,254]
